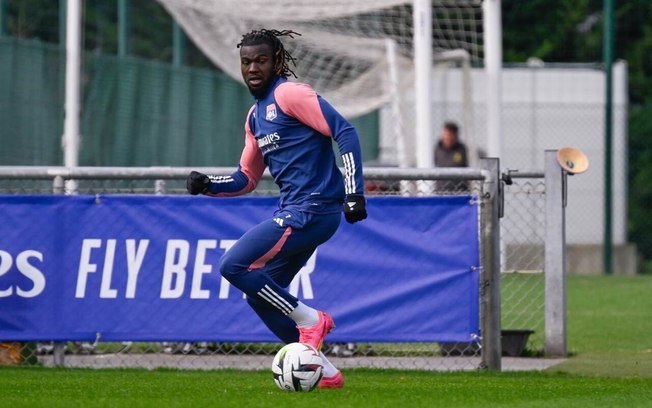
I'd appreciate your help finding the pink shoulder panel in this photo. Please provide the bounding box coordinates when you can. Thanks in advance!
[274,82,332,136]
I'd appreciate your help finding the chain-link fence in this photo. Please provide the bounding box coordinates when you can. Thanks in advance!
[0,164,559,370]
[501,172,546,355]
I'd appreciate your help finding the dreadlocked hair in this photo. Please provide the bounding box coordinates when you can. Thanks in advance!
[237,29,301,79]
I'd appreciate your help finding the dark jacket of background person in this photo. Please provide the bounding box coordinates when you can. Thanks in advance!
[434,140,468,168]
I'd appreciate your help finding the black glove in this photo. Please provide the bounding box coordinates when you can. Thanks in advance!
[343,194,367,224]
[186,171,210,195]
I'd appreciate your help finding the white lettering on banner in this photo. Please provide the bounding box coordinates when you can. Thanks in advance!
[190,240,217,299]
[100,239,118,298]
[15,251,45,298]
[70,238,315,300]
[76,239,102,298]
[0,249,46,298]
[0,250,13,297]
[75,239,151,299]
[125,239,149,299]
[160,240,189,299]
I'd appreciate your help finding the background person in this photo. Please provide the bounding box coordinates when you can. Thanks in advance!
[434,121,469,192]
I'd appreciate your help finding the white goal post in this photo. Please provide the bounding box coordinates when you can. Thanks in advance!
[156,0,493,168]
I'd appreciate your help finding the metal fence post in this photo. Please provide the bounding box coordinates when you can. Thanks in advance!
[155,179,166,195]
[544,150,567,356]
[52,174,66,367]
[480,158,502,370]
[52,175,64,195]
[52,342,66,367]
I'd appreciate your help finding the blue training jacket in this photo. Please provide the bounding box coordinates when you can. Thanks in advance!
[205,77,364,214]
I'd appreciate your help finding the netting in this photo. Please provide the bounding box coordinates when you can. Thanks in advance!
[156,0,484,165]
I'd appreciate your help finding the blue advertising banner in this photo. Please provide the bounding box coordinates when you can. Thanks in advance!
[0,195,479,343]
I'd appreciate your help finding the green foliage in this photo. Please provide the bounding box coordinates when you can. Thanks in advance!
[612,1,652,105]
[502,0,602,63]
[626,27,652,104]
[2,0,60,42]
[627,104,652,260]
[618,4,652,261]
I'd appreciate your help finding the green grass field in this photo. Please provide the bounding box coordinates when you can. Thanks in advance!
[1,275,651,407]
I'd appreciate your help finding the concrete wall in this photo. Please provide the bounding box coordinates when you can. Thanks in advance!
[567,244,639,275]
[504,243,639,275]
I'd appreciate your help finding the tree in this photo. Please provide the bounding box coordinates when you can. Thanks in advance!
[628,105,652,265]
[502,0,602,63]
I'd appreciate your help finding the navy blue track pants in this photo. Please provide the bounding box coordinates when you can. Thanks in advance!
[219,208,341,343]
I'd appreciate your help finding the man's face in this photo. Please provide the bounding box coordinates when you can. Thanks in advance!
[240,43,277,98]
[441,128,457,149]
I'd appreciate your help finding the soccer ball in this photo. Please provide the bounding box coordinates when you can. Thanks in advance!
[271,342,323,392]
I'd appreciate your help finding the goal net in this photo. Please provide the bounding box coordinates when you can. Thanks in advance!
[156,0,484,166]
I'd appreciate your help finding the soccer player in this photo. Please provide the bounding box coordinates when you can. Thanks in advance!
[186,29,367,389]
